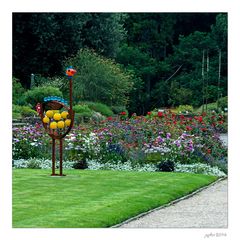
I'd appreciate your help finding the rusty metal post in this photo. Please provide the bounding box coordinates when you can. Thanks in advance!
[69,78,73,110]
[59,138,63,176]
[51,138,56,176]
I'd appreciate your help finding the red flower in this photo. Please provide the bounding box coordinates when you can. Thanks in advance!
[201,128,207,132]
[120,111,126,115]
[198,116,203,123]
[107,117,113,121]
[147,112,151,115]
[158,112,163,117]
[180,114,185,120]
[207,149,211,154]
[186,126,192,131]
[218,121,224,125]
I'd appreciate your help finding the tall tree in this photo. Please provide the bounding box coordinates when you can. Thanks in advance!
[13,13,90,86]
[13,13,127,87]
[82,13,127,58]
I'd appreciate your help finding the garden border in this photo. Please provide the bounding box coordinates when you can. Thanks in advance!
[111,177,227,228]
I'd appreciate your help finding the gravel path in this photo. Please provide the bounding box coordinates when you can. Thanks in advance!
[119,179,227,228]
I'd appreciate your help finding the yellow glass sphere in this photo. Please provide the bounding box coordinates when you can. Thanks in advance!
[57,121,65,129]
[50,121,57,129]
[46,110,54,118]
[61,111,69,119]
[43,116,50,124]
[65,119,71,127]
[53,113,61,121]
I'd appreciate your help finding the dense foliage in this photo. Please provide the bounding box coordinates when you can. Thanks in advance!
[13,13,227,115]
[64,49,133,106]
[24,86,63,107]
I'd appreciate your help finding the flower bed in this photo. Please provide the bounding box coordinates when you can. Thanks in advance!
[12,111,227,174]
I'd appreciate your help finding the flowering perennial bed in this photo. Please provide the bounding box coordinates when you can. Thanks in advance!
[12,111,227,175]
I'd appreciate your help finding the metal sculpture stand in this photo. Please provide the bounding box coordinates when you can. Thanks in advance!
[50,138,64,176]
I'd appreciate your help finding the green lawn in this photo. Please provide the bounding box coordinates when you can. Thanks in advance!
[13,169,217,228]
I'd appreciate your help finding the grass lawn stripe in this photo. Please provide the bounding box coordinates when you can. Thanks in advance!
[13,169,217,228]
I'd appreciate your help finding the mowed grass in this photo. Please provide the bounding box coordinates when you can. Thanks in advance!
[13,169,217,228]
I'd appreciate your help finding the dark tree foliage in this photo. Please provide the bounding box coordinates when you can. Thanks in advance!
[13,13,126,87]
[13,13,227,114]
[119,13,227,112]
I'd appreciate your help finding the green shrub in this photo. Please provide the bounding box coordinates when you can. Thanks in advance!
[81,101,113,117]
[12,104,37,119]
[20,106,37,117]
[73,104,93,123]
[13,140,41,160]
[196,97,228,113]
[13,77,27,105]
[65,48,133,106]
[197,103,218,113]
[111,105,128,115]
[176,105,194,114]
[73,104,93,115]
[144,152,163,164]
[12,104,22,113]
[13,112,22,119]
[91,112,105,122]
[217,96,228,111]
[24,86,63,107]
[74,113,91,124]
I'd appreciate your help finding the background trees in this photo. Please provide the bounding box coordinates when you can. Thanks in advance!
[64,48,133,107]
[13,13,126,86]
[12,12,227,115]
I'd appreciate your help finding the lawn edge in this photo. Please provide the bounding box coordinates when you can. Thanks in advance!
[111,176,227,228]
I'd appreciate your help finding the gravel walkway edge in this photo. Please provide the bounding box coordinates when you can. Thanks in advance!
[112,177,227,228]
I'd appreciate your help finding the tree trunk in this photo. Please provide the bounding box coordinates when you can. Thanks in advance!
[217,48,221,110]
[202,50,205,113]
[205,50,209,111]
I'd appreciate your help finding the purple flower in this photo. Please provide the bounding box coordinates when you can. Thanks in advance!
[174,140,181,147]
[157,136,164,143]
[186,140,194,152]
[166,133,171,139]
[180,133,189,139]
